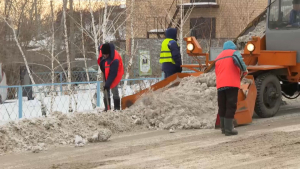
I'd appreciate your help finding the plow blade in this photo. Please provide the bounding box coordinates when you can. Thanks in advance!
[215,75,257,128]
[121,72,204,110]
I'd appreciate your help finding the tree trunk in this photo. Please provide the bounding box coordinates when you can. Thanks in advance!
[122,0,135,96]
[50,0,55,113]
[63,0,73,113]
[89,0,101,82]
[79,0,94,109]
[89,0,102,106]
[34,0,40,38]
[3,18,47,116]
[102,0,108,43]
[69,0,75,68]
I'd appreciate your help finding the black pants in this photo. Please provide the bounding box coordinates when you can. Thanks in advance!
[103,85,120,100]
[164,71,175,79]
[217,87,239,119]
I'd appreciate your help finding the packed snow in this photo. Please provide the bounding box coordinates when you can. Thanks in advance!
[0,72,253,154]
[236,20,266,50]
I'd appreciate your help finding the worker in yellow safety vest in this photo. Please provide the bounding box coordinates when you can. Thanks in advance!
[160,28,182,79]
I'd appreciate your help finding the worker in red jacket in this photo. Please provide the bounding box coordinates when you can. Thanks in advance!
[98,43,124,111]
[214,41,248,136]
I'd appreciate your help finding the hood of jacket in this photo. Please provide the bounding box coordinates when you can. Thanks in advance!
[100,43,116,64]
[165,28,177,40]
[223,41,237,50]
[107,43,115,60]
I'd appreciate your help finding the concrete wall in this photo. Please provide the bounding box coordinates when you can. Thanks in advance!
[125,37,231,78]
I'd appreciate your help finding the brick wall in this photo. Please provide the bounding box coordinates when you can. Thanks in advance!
[123,0,268,78]
[126,0,268,40]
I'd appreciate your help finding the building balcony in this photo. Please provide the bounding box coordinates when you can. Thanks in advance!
[178,0,219,9]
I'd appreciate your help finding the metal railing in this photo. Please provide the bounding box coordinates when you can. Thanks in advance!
[0,71,194,123]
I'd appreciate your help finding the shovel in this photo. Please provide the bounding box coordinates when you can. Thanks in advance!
[102,73,110,111]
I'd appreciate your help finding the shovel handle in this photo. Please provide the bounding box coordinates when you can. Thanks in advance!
[102,73,110,110]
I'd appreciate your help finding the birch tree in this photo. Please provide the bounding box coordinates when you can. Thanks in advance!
[102,0,108,43]
[122,0,135,95]
[50,0,55,113]
[69,0,75,66]
[79,0,94,109]
[2,17,47,116]
[65,1,128,108]
[63,0,73,113]
[88,0,102,83]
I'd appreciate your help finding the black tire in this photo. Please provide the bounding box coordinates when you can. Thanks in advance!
[255,73,282,118]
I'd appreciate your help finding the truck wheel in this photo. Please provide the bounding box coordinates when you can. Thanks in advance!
[255,73,282,118]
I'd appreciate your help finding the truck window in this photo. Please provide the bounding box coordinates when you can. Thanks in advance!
[268,0,298,29]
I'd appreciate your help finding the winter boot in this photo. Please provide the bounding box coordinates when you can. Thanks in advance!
[113,99,121,111]
[224,118,238,136]
[220,117,225,134]
[103,98,111,112]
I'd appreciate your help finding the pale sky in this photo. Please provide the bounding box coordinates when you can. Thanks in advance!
[42,0,126,17]
[0,0,126,19]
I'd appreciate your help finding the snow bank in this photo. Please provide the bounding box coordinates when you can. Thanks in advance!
[0,72,251,154]
[0,111,134,154]
[124,72,218,130]
[124,72,251,130]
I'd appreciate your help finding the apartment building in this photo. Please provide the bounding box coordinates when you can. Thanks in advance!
[123,0,267,77]
[126,0,267,40]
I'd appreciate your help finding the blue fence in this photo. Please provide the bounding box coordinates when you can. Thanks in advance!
[0,78,164,122]
[0,71,194,122]
[33,71,164,84]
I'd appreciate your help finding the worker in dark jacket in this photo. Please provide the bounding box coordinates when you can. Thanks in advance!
[288,0,300,27]
[98,43,124,111]
[214,41,248,136]
[160,28,182,79]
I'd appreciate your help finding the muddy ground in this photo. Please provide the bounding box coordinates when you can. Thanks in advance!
[1,104,300,169]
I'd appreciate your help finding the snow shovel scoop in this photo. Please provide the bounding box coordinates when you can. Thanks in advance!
[102,73,110,111]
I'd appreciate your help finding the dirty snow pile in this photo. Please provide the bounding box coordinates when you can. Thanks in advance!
[0,72,251,154]
[124,72,219,130]
[236,20,266,50]
[124,72,252,130]
[0,111,134,154]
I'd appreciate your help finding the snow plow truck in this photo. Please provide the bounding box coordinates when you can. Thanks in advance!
[121,0,300,128]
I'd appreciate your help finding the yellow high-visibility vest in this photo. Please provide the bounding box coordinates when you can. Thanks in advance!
[160,38,177,64]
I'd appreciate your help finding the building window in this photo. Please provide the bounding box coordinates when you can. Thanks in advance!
[190,0,216,2]
[190,17,216,39]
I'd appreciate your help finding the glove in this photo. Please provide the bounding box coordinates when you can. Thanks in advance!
[241,70,248,79]
[103,85,110,91]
